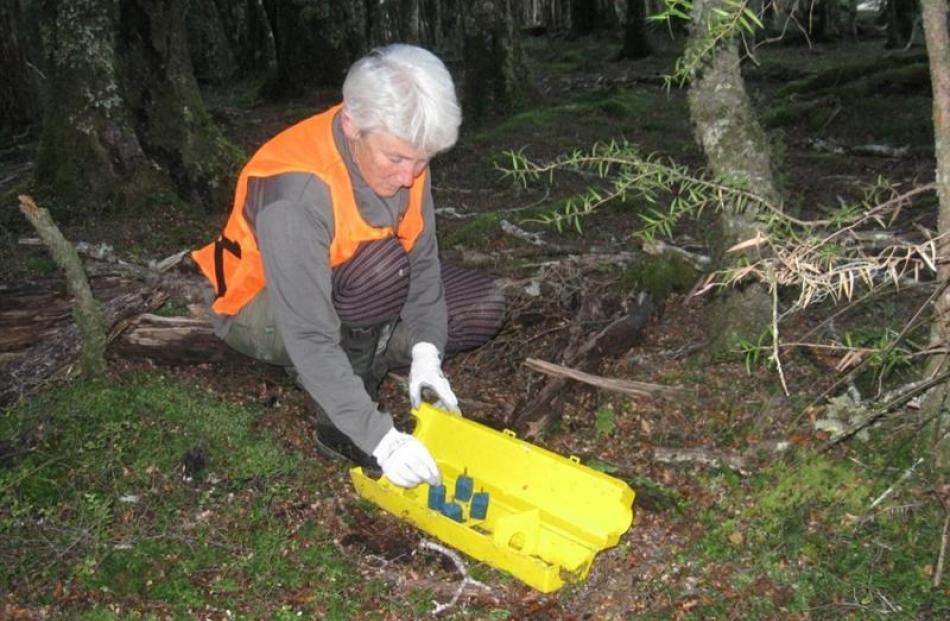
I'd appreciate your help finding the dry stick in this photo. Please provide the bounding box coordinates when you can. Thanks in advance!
[868,457,925,511]
[652,446,748,476]
[523,358,688,399]
[769,275,790,396]
[418,540,490,615]
[18,195,107,380]
[936,508,950,589]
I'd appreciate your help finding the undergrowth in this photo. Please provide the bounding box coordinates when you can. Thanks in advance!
[663,438,947,619]
[0,373,372,619]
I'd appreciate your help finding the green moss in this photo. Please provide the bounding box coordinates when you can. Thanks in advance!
[443,212,503,248]
[685,450,944,618]
[622,252,699,301]
[26,255,59,275]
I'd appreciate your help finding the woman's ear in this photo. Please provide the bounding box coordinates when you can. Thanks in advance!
[340,108,360,141]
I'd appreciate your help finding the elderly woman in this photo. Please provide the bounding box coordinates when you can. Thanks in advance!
[193,44,504,488]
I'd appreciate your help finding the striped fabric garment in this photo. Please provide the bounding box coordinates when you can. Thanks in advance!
[331,237,504,351]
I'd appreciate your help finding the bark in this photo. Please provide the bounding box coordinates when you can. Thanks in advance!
[919,0,950,478]
[0,249,219,404]
[0,287,162,406]
[33,0,243,218]
[183,0,238,83]
[686,0,779,357]
[461,0,532,123]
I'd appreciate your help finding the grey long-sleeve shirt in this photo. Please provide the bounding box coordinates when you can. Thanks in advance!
[221,111,447,454]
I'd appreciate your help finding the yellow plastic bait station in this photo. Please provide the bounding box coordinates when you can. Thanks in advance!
[351,403,636,592]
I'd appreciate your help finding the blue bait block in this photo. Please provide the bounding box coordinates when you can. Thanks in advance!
[428,484,446,510]
[470,492,490,519]
[441,501,464,522]
[455,474,473,502]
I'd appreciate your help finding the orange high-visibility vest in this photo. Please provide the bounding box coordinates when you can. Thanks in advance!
[192,104,427,315]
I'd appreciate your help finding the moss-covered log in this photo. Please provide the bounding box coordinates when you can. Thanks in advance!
[17,195,106,381]
[776,52,929,99]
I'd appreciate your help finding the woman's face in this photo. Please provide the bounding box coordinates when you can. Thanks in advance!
[342,113,428,198]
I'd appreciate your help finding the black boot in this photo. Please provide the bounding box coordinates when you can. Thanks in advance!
[306,395,382,476]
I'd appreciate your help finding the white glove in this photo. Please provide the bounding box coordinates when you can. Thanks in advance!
[372,427,441,488]
[409,342,461,414]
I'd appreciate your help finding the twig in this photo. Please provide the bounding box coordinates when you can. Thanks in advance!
[418,540,490,615]
[770,275,790,396]
[524,358,688,399]
[935,509,949,589]
[868,457,924,510]
[652,446,749,476]
[500,219,546,246]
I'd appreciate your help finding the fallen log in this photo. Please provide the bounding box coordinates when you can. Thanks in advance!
[1,240,222,404]
[0,288,164,405]
[112,313,234,364]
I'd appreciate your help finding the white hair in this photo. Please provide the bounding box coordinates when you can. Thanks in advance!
[342,44,461,157]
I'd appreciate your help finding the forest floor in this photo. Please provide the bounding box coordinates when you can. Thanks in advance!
[2,28,948,621]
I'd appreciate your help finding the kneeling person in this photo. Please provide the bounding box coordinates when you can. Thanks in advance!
[192,44,504,488]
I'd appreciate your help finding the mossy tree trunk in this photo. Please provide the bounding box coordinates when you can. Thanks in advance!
[34,0,243,218]
[919,0,950,484]
[461,0,531,123]
[686,0,779,358]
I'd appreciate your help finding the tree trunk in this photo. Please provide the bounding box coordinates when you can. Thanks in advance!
[885,0,917,49]
[183,0,238,83]
[618,0,651,60]
[686,0,778,357]
[461,0,531,123]
[185,0,280,84]
[571,0,620,36]
[517,0,573,34]
[264,0,366,97]
[0,0,42,139]
[34,0,243,218]
[919,0,950,482]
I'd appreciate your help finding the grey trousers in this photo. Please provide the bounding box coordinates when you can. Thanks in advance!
[222,287,413,391]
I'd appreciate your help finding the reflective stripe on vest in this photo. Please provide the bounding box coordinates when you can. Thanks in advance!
[192,104,427,315]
